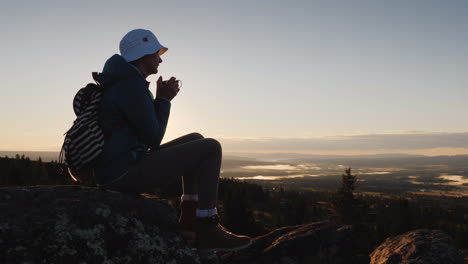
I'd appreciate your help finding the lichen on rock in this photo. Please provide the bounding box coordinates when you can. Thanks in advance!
[369,229,464,264]
[0,185,200,264]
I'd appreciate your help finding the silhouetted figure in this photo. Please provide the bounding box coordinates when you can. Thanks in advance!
[94,29,251,252]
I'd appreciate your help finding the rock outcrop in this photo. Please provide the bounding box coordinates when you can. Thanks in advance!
[1,185,463,264]
[1,185,357,264]
[220,221,353,264]
[369,229,464,264]
[0,185,200,264]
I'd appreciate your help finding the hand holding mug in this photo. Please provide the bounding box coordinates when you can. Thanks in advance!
[156,76,181,101]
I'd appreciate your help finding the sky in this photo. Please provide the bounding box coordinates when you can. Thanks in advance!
[1,0,468,155]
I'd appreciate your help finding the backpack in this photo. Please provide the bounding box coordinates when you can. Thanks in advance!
[59,72,110,185]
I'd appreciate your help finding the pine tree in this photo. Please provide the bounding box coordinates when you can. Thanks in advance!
[330,167,357,225]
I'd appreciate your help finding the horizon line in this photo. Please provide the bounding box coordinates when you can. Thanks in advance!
[3,148,468,157]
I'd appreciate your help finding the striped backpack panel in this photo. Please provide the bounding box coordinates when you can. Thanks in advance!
[60,73,105,184]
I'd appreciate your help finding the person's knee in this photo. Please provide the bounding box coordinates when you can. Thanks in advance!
[188,132,204,140]
[205,138,222,153]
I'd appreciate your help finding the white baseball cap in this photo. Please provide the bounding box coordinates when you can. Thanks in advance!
[119,29,168,62]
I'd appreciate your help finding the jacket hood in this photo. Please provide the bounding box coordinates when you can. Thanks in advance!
[97,54,142,86]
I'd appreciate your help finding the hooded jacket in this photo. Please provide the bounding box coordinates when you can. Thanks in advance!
[94,54,171,186]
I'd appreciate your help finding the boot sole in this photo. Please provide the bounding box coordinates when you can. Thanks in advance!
[180,230,197,247]
[197,240,252,253]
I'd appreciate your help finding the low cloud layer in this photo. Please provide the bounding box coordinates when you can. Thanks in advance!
[218,132,468,152]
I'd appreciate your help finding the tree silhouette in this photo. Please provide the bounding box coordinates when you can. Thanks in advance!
[330,168,357,225]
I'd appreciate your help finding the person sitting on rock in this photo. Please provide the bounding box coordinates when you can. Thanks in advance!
[93,28,252,252]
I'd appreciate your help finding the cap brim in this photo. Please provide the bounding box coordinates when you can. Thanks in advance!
[122,44,168,62]
[158,47,168,56]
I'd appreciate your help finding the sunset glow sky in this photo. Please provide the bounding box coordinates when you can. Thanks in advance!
[1,0,468,155]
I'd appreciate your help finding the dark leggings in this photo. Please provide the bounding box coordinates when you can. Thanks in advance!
[106,133,221,209]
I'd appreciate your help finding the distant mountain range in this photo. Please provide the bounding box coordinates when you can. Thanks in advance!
[2,151,467,169]
[1,151,421,163]
[224,151,424,162]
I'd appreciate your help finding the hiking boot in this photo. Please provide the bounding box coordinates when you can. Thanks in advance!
[179,200,198,229]
[178,201,198,245]
[194,214,252,252]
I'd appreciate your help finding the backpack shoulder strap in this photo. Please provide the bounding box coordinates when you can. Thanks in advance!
[92,72,101,86]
